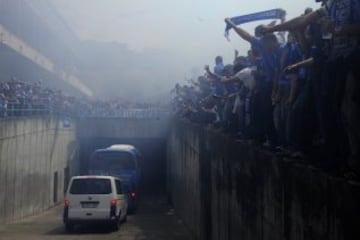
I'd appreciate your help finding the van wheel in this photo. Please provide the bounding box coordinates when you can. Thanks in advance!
[111,218,120,231]
[65,223,74,233]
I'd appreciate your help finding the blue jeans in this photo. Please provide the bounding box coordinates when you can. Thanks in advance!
[273,84,291,146]
[251,81,277,144]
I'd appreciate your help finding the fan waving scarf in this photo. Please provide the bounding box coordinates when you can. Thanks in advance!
[224,8,286,39]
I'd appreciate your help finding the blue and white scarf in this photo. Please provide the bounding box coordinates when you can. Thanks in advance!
[224,8,286,39]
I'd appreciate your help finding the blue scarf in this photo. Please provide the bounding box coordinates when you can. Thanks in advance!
[224,9,286,39]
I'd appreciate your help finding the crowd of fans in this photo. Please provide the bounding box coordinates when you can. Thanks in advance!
[77,99,164,118]
[0,77,161,118]
[172,1,360,178]
[0,77,67,117]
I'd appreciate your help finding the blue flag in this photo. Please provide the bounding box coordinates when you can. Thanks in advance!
[225,9,286,39]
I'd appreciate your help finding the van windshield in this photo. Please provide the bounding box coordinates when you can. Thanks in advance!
[91,151,136,170]
[70,179,111,194]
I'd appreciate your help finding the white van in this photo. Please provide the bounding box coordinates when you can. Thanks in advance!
[63,175,128,232]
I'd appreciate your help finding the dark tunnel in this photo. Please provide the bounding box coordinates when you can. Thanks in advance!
[78,137,167,195]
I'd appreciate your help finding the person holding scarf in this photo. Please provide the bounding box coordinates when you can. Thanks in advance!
[225,18,281,148]
[265,0,360,177]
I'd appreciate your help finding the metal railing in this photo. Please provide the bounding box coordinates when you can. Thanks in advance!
[0,103,52,117]
[1,103,169,120]
[84,108,170,119]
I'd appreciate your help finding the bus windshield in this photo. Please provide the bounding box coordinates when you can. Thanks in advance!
[91,151,136,170]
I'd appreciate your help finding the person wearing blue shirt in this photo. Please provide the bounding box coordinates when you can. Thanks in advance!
[244,49,257,67]
[212,56,225,97]
[205,56,226,123]
[265,0,360,176]
[273,33,303,148]
[225,18,280,146]
[221,64,239,132]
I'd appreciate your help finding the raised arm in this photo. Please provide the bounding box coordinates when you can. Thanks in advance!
[225,18,254,43]
[266,10,320,33]
[234,49,239,62]
[284,57,314,73]
[221,75,241,84]
[204,65,221,80]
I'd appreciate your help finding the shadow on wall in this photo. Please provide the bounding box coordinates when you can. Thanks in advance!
[167,121,360,240]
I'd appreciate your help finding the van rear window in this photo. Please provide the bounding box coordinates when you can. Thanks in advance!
[70,179,111,194]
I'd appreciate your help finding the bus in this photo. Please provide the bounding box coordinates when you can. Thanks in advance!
[88,144,141,212]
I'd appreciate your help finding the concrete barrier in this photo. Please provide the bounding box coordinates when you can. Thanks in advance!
[0,116,78,223]
[77,117,170,139]
[167,121,360,240]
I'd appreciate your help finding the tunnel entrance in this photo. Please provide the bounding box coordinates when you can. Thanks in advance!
[78,137,167,195]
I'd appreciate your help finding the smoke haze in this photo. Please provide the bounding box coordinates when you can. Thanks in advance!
[50,0,320,100]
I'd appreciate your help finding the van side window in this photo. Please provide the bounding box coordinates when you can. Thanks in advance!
[115,180,123,194]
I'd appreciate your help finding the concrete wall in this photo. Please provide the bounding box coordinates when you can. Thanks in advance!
[0,0,77,66]
[0,116,78,223]
[0,0,91,96]
[167,121,360,240]
[77,117,170,139]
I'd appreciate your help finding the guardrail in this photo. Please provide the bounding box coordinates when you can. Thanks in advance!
[0,103,51,117]
[84,109,170,119]
[1,103,169,119]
